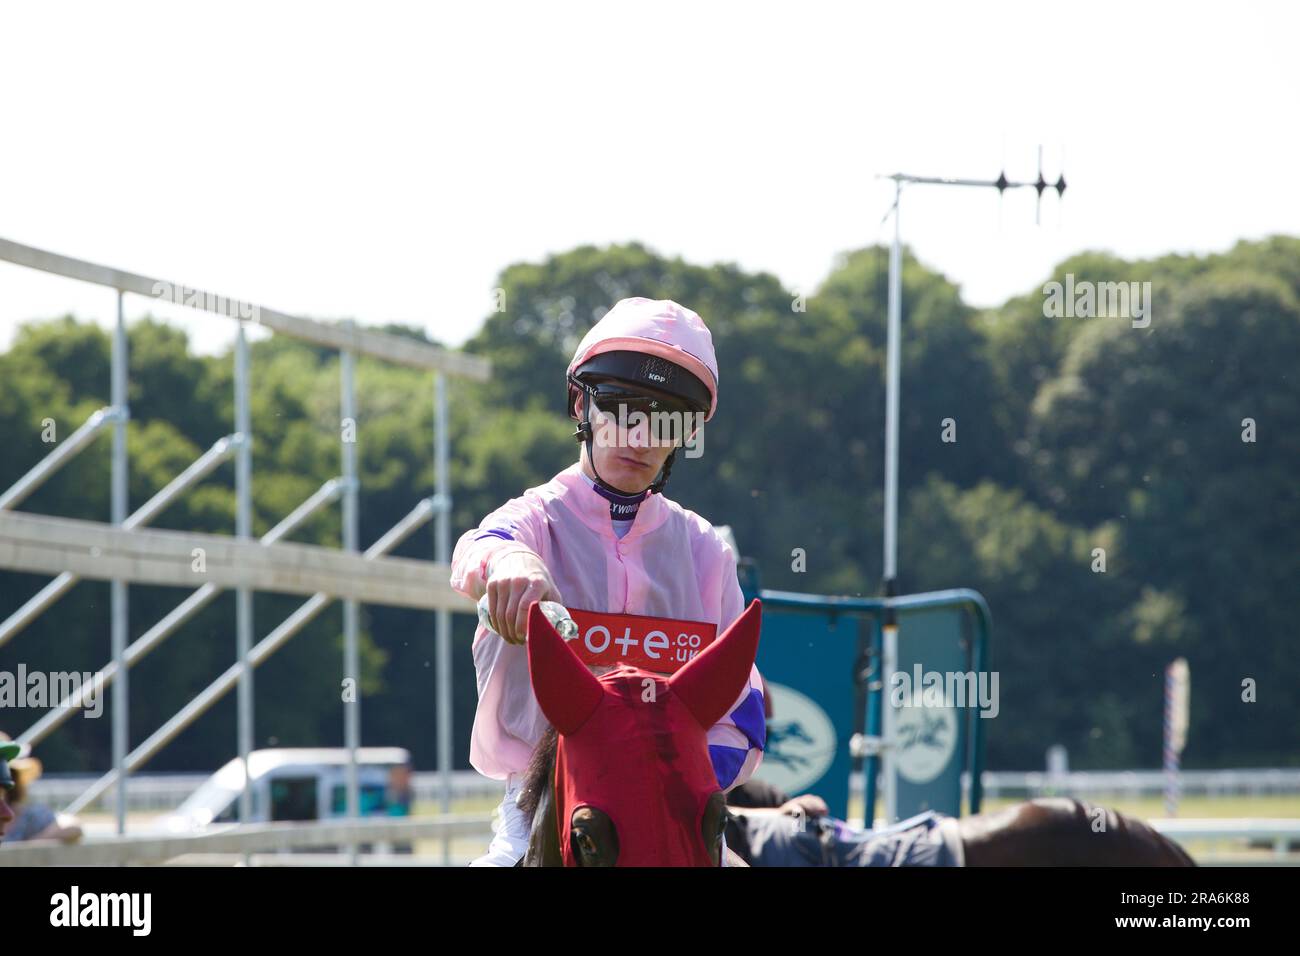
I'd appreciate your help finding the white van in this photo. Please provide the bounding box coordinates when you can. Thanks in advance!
[161,747,411,832]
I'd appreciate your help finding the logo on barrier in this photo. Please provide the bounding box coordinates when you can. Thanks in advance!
[893,690,958,784]
[755,682,836,795]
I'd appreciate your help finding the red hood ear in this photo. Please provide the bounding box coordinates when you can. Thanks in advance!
[526,600,603,735]
[668,598,762,729]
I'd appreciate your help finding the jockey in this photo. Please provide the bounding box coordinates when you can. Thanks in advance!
[451,296,766,866]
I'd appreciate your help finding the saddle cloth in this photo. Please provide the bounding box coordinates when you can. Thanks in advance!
[730,808,965,867]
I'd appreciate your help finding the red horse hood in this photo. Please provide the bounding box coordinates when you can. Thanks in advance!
[527,598,762,867]
[554,668,719,866]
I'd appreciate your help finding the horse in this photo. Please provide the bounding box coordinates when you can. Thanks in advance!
[515,599,1195,867]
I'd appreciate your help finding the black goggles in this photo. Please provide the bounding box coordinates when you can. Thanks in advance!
[588,385,699,441]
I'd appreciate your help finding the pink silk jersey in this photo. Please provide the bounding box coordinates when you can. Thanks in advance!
[450,461,766,793]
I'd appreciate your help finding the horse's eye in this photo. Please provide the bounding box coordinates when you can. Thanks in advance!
[570,808,618,866]
[702,792,728,860]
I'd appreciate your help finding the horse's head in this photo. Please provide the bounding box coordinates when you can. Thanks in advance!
[525,598,762,867]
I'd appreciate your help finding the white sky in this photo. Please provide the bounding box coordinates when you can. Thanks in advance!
[2,1,1297,358]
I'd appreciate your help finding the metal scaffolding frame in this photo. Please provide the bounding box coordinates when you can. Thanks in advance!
[0,238,489,860]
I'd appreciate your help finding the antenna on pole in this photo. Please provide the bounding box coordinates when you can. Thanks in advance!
[1057,145,1068,228]
[1029,143,1071,223]
[873,147,1066,597]
[867,149,1067,826]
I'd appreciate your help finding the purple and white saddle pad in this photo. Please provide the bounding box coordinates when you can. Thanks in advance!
[730,808,965,867]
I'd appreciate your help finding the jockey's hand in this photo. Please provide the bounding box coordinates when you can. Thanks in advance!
[485,550,563,645]
[780,794,829,819]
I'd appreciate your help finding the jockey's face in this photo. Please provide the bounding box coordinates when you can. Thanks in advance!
[576,392,678,494]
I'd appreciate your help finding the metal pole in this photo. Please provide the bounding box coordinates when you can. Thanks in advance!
[870,161,1060,823]
[968,603,990,814]
[131,436,238,530]
[434,372,452,865]
[862,613,883,826]
[234,324,254,825]
[880,179,903,825]
[884,179,902,589]
[341,332,360,863]
[0,407,117,512]
[111,290,129,836]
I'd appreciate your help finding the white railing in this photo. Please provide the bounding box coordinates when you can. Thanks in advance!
[979,768,1300,800]
[1151,819,1300,865]
[30,770,503,813]
[0,815,494,866]
[37,768,1298,815]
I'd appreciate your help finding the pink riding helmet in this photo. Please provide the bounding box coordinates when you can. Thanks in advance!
[567,297,720,421]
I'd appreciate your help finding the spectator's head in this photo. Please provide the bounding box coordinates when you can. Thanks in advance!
[388,762,412,790]
[0,738,21,842]
[0,733,40,809]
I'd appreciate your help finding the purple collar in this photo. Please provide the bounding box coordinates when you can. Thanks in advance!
[578,467,648,522]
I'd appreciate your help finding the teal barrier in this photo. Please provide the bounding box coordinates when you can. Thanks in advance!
[741,595,868,820]
[741,567,990,825]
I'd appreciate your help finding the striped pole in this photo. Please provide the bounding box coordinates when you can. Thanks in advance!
[1164,658,1189,817]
